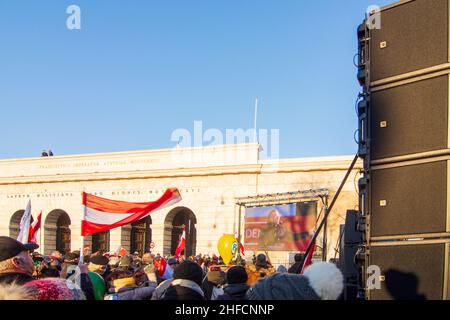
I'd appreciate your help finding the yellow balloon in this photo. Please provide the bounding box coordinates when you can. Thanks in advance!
[217,234,238,264]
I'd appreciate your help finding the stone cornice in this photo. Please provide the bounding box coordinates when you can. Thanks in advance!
[0,156,362,185]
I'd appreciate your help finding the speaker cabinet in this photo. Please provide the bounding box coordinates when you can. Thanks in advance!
[370,74,449,160]
[370,158,450,238]
[370,0,449,82]
[368,240,450,300]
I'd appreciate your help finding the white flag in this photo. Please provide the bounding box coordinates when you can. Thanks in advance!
[17,200,32,244]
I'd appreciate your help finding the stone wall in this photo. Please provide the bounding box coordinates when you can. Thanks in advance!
[0,144,361,260]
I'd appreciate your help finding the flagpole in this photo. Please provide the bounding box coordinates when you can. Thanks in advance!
[79,191,86,264]
[253,97,258,144]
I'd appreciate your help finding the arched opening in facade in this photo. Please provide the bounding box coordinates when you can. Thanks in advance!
[92,231,110,254]
[83,231,110,255]
[9,210,26,239]
[121,216,152,255]
[163,207,197,257]
[44,210,71,255]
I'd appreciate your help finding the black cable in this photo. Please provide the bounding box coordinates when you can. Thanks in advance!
[353,53,360,68]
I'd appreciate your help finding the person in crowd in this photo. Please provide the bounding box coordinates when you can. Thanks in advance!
[24,277,86,300]
[164,257,179,280]
[118,255,133,271]
[201,265,226,300]
[245,253,276,285]
[160,260,205,300]
[108,255,120,271]
[104,269,156,300]
[151,277,173,300]
[277,265,288,273]
[142,253,160,284]
[0,236,38,285]
[216,266,249,301]
[247,262,344,300]
[288,253,305,274]
[49,251,63,274]
[60,252,79,279]
[64,261,96,300]
[88,254,109,279]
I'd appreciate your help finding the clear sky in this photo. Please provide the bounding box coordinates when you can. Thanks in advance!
[0,0,395,160]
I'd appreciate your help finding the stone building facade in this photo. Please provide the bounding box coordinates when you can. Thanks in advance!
[0,144,361,264]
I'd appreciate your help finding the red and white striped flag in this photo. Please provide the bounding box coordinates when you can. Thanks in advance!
[175,227,186,258]
[81,188,181,236]
[28,211,42,244]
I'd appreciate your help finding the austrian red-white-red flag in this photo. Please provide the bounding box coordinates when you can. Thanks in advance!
[28,211,42,244]
[175,227,186,258]
[81,188,181,236]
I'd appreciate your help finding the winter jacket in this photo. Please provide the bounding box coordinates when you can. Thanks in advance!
[151,279,172,300]
[161,279,205,301]
[216,283,250,300]
[78,273,96,301]
[201,271,226,300]
[245,264,276,286]
[105,282,157,300]
[288,262,303,274]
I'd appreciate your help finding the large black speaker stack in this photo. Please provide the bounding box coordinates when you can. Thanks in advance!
[357,0,450,300]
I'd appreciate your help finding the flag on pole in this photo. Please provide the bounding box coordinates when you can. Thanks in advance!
[17,200,32,244]
[28,211,42,244]
[154,257,167,278]
[175,227,186,258]
[300,239,316,275]
[81,188,181,236]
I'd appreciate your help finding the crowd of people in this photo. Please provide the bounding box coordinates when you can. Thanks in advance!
[0,236,344,300]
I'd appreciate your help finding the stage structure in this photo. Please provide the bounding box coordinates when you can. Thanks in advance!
[235,189,329,261]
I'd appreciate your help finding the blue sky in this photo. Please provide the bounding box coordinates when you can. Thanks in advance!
[0,0,394,160]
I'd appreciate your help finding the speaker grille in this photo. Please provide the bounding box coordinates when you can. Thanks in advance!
[370,0,448,82]
[370,160,447,237]
[371,75,448,160]
[369,243,445,300]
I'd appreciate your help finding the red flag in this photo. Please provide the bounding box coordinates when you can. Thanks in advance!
[119,248,127,257]
[300,239,316,274]
[175,227,186,258]
[28,211,42,244]
[81,188,181,236]
[154,258,167,278]
[235,238,245,256]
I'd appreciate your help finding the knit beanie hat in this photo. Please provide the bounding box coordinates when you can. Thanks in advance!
[247,262,344,300]
[226,266,248,285]
[247,273,320,300]
[303,262,344,300]
[24,278,86,300]
[173,261,203,286]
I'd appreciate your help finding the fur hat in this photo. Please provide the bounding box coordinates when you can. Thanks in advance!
[247,262,343,300]
[0,282,34,300]
[24,278,86,300]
